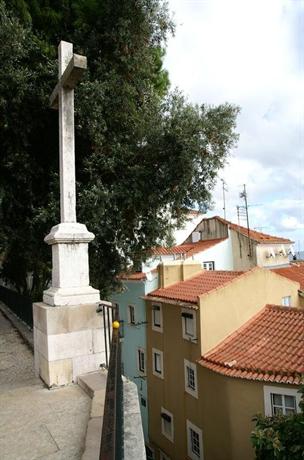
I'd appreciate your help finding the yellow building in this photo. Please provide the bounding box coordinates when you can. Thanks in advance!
[145,261,303,460]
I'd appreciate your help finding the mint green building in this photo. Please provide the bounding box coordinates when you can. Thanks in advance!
[110,270,158,444]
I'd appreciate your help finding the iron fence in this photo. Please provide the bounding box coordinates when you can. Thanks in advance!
[0,286,33,327]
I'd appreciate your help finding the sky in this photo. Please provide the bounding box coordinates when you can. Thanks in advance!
[164,0,304,252]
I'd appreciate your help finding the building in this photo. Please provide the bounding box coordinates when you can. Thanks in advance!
[110,269,158,443]
[183,216,293,270]
[150,238,232,271]
[273,261,304,307]
[197,305,304,460]
[145,262,302,460]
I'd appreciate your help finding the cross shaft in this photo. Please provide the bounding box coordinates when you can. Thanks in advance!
[50,41,87,223]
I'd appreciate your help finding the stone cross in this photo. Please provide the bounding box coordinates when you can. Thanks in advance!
[50,41,87,223]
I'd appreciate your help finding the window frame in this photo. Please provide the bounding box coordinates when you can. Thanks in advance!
[263,386,301,416]
[203,261,215,271]
[181,308,197,341]
[159,450,170,460]
[137,347,146,375]
[161,407,174,442]
[152,348,164,379]
[128,304,136,325]
[152,302,163,332]
[281,296,291,307]
[184,359,198,398]
[186,420,203,460]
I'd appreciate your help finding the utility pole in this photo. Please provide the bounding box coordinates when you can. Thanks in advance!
[220,179,228,220]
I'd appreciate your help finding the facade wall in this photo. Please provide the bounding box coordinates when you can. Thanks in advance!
[200,268,300,354]
[158,260,202,288]
[230,229,258,270]
[196,367,300,460]
[146,270,301,460]
[256,243,290,268]
[184,217,228,243]
[192,237,234,270]
[110,273,158,442]
[147,300,201,459]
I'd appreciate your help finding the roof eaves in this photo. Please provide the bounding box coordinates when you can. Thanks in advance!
[198,359,304,385]
[143,295,198,309]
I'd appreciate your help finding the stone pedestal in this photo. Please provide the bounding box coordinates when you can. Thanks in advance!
[33,302,105,387]
[34,222,103,387]
[43,223,100,306]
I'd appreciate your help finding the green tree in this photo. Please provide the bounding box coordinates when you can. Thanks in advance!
[251,387,304,460]
[0,1,240,298]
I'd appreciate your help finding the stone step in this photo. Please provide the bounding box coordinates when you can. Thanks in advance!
[79,369,107,460]
[78,369,107,398]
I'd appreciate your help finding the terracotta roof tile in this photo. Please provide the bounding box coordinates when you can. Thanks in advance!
[206,216,293,244]
[199,305,304,384]
[272,264,304,290]
[119,269,157,281]
[151,238,226,257]
[149,270,244,304]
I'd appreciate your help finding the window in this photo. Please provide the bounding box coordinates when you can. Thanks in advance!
[152,348,164,378]
[159,450,170,460]
[128,305,135,324]
[184,360,198,398]
[137,348,145,374]
[141,397,146,407]
[281,296,291,307]
[152,303,163,332]
[271,394,296,415]
[187,420,203,460]
[146,446,154,460]
[203,261,215,270]
[161,408,174,442]
[182,308,197,340]
[264,386,301,416]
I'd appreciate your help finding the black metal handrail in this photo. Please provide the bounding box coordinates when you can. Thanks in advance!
[100,306,123,460]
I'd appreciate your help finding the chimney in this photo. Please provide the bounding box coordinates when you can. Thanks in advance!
[159,260,202,288]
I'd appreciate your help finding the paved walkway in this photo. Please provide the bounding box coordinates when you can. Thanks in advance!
[0,310,91,460]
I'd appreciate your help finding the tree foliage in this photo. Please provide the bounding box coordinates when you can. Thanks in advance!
[251,387,304,460]
[0,0,240,298]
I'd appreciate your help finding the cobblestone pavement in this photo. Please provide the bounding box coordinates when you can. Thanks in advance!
[0,310,91,460]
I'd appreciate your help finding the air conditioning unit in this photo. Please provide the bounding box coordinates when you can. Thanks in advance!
[266,248,275,258]
[192,231,200,243]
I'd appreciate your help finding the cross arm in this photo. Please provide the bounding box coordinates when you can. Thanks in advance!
[50,54,87,109]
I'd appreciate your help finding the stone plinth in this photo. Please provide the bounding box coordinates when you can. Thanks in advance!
[33,302,105,387]
[43,223,100,306]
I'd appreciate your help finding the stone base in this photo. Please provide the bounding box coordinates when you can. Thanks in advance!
[33,302,106,387]
[43,286,100,307]
[43,222,100,306]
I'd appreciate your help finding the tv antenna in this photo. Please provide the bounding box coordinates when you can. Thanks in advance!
[220,178,228,220]
[239,184,252,258]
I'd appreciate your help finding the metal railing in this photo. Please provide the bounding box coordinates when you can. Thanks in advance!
[99,304,123,460]
[0,286,33,327]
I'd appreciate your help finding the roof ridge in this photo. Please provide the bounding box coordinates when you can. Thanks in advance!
[266,304,304,314]
[198,266,260,300]
[203,216,293,244]
[199,302,304,384]
[203,305,268,357]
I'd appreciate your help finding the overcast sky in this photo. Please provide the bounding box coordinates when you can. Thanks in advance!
[164,0,304,251]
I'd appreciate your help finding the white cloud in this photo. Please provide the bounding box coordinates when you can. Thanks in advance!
[165,0,304,246]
